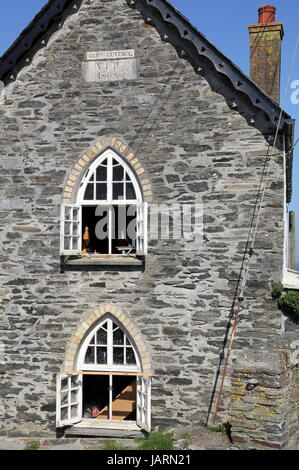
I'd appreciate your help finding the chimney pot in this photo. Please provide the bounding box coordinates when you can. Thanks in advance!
[258,5,276,24]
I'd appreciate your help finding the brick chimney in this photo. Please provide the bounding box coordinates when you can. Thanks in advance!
[248,5,284,103]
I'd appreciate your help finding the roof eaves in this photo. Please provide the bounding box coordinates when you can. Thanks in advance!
[139,0,291,127]
[0,0,80,83]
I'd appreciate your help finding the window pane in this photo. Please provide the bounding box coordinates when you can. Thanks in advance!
[101,158,108,166]
[96,347,107,364]
[71,406,78,418]
[84,183,94,200]
[96,328,107,345]
[61,377,68,391]
[89,335,95,345]
[96,183,107,200]
[113,329,124,345]
[71,375,80,387]
[61,407,68,420]
[65,207,71,220]
[64,237,71,250]
[72,237,79,250]
[126,348,136,365]
[96,166,107,181]
[73,207,79,221]
[71,390,78,403]
[112,158,119,166]
[85,347,95,364]
[61,391,69,406]
[113,183,124,200]
[113,165,124,181]
[64,222,71,236]
[73,223,79,236]
[126,183,136,199]
[113,347,124,365]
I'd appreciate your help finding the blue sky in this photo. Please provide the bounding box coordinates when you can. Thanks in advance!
[1,0,298,268]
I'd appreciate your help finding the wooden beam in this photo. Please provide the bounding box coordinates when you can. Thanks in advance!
[62,370,153,377]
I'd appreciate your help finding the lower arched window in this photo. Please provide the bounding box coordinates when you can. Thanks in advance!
[77,317,140,372]
[56,316,151,432]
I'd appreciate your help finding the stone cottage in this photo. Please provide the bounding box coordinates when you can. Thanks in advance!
[0,0,298,449]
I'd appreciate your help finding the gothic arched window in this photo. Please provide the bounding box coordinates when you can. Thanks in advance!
[60,149,147,257]
[77,317,140,372]
[56,315,151,431]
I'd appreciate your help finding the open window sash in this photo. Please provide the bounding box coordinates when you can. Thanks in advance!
[56,373,82,427]
[60,204,82,255]
[136,376,151,432]
[136,202,148,256]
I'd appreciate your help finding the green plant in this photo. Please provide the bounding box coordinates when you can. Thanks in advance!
[208,422,231,437]
[135,431,173,450]
[278,290,299,317]
[208,424,226,434]
[271,282,284,299]
[24,440,40,450]
[179,432,192,439]
[102,440,127,450]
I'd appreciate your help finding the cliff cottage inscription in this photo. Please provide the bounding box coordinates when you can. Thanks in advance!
[83,49,137,82]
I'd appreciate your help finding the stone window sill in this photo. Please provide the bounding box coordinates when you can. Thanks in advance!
[64,255,143,267]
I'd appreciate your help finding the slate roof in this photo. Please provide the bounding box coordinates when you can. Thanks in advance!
[0,0,294,200]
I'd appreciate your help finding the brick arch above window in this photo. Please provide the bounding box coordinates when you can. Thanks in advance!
[63,303,153,375]
[62,137,153,204]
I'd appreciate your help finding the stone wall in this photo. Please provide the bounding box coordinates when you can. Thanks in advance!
[230,349,299,449]
[0,0,289,437]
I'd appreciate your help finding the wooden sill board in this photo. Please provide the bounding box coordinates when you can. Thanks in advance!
[65,419,143,438]
[74,419,139,430]
[66,257,142,266]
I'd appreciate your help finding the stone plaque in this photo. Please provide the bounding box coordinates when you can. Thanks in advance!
[86,50,135,61]
[83,49,137,82]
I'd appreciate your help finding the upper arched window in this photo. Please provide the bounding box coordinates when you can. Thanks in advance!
[60,149,147,257]
[77,151,142,204]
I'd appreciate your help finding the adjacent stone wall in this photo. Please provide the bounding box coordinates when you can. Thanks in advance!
[230,349,299,449]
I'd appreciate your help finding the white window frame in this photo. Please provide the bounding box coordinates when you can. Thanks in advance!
[77,316,141,373]
[136,202,148,255]
[56,317,152,431]
[60,204,82,255]
[77,149,142,205]
[136,376,151,432]
[60,149,148,256]
[56,373,83,427]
